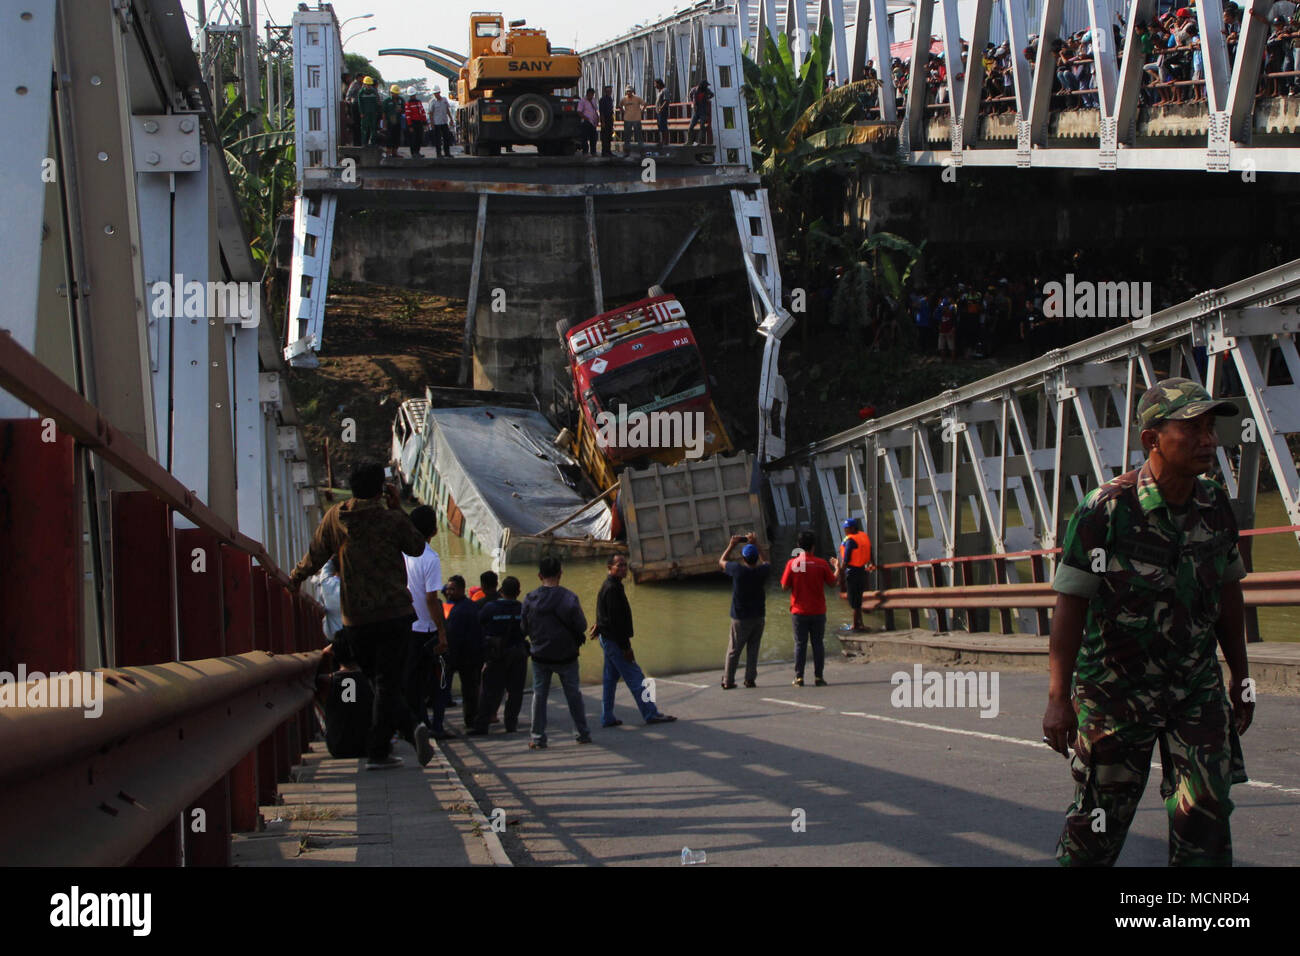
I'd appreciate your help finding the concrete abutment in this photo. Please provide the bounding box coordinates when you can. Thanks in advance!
[329,194,745,394]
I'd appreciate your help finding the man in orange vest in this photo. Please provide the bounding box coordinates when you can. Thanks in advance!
[839,518,874,633]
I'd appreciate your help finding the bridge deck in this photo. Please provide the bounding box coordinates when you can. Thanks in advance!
[232,740,505,867]
[233,651,1300,867]
[314,147,759,198]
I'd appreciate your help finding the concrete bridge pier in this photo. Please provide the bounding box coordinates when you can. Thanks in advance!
[328,181,752,397]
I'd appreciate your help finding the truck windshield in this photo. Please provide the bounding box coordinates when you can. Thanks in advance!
[590,348,707,416]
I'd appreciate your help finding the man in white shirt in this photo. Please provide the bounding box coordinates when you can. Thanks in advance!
[405,505,451,738]
[317,557,344,642]
[428,88,454,158]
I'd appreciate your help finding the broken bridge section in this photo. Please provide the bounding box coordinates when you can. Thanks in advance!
[284,5,793,467]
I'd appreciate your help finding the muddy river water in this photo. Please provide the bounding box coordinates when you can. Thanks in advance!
[423,492,1297,687]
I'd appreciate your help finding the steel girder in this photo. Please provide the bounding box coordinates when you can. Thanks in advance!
[283,192,337,368]
[581,6,754,168]
[652,0,1300,172]
[731,187,793,465]
[291,7,343,185]
[770,263,1300,635]
[897,0,1291,171]
[0,0,323,667]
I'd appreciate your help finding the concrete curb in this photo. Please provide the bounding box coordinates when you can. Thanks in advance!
[840,628,1300,695]
[432,740,513,867]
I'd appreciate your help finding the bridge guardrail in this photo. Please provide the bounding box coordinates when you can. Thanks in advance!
[0,330,325,866]
[0,651,319,866]
[863,525,1300,634]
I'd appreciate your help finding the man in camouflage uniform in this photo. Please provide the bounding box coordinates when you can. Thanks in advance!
[1042,378,1255,866]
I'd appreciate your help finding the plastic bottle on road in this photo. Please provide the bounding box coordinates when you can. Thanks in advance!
[681,847,707,865]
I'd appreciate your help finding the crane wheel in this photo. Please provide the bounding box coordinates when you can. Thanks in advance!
[509,94,554,138]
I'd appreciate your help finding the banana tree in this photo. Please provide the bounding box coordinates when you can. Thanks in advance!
[219,84,297,270]
[743,21,900,301]
[808,219,925,331]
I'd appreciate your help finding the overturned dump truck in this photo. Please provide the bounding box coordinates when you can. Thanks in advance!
[391,292,765,580]
[558,291,767,582]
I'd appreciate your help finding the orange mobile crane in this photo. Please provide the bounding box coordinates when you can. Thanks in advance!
[457,12,584,155]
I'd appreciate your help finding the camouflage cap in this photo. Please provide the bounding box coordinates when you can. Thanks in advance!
[1136,377,1239,429]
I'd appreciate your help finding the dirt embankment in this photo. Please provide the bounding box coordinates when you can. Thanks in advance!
[283,277,1003,487]
[286,281,465,483]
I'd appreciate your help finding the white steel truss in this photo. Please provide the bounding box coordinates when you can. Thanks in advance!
[581,4,755,168]
[769,259,1300,634]
[283,7,343,368]
[645,0,1300,173]
[0,0,322,660]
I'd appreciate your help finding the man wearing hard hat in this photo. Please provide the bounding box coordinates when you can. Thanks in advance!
[356,75,381,147]
[383,84,405,157]
[403,87,428,158]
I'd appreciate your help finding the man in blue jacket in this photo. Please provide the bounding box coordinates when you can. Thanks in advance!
[443,575,483,730]
[520,557,592,749]
[468,576,528,735]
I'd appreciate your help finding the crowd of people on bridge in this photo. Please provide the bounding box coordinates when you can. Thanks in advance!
[339,71,716,158]
[291,460,880,765]
[339,74,457,158]
[859,1,1300,118]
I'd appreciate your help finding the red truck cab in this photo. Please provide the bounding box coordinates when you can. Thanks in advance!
[564,294,731,474]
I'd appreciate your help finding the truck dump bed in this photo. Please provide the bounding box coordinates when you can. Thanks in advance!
[621,452,767,582]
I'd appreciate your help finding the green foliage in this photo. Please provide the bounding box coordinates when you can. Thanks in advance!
[344,53,384,88]
[742,25,831,177]
[219,85,296,270]
[743,21,893,182]
[807,218,926,332]
[394,290,422,323]
[742,20,902,314]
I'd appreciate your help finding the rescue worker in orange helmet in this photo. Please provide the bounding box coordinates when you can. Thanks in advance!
[839,518,874,633]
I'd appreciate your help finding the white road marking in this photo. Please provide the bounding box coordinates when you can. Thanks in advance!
[839,711,1300,795]
[655,678,710,688]
[1240,778,1300,796]
[840,711,1047,748]
[762,698,825,710]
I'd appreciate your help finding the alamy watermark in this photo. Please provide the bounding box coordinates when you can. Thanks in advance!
[1042,274,1151,326]
[890,664,1000,718]
[594,404,707,459]
[50,886,150,936]
[150,273,259,328]
[0,665,103,718]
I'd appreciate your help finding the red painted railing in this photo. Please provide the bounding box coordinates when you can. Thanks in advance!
[0,330,323,865]
[861,524,1300,637]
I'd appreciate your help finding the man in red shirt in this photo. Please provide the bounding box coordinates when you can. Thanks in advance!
[403,92,427,158]
[780,530,840,686]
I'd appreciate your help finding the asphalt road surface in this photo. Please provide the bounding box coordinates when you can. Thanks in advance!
[439,657,1300,866]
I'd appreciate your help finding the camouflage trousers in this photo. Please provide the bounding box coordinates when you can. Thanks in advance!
[1056,692,1246,867]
